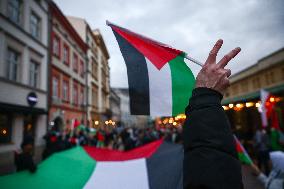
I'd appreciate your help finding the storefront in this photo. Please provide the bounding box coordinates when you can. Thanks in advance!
[0,98,47,175]
[222,84,284,157]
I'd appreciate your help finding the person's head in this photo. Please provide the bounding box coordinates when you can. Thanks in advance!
[269,151,284,173]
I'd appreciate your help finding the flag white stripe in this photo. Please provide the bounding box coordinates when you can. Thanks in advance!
[146,58,172,116]
[83,158,149,189]
[260,89,269,127]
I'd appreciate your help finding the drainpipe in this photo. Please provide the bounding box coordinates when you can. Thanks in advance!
[46,0,52,131]
[85,29,89,126]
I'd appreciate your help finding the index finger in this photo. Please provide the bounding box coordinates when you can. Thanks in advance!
[205,39,223,65]
[217,47,241,68]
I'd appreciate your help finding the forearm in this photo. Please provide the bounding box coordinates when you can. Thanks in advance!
[183,87,237,157]
[183,40,242,189]
[183,87,242,188]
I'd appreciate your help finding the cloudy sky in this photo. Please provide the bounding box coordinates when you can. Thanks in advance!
[54,0,284,88]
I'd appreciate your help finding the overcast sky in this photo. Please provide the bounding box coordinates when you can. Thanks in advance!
[54,0,284,88]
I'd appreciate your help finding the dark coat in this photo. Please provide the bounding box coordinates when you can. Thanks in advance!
[183,88,243,189]
[15,152,37,173]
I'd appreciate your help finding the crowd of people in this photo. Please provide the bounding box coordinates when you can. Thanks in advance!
[14,121,183,173]
[249,127,284,189]
[10,39,284,188]
[42,122,183,160]
[14,118,284,188]
[231,125,284,189]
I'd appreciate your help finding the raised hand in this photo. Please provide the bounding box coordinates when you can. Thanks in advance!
[195,39,241,95]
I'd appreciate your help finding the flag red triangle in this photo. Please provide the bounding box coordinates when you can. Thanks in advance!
[108,22,182,70]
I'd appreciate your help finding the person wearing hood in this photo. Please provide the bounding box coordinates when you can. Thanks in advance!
[183,40,243,188]
[251,151,284,189]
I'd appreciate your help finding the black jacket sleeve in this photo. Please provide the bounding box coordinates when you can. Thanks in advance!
[183,88,243,189]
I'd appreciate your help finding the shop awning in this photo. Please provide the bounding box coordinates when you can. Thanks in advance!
[0,103,47,114]
[222,83,284,105]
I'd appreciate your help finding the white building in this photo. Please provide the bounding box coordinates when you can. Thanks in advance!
[110,88,121,123]
[0,0,49,174]
[67,16,110,126]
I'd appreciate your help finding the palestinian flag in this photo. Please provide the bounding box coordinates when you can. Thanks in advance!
[233,135,253,165]
[108,21,195,116]
[0,140,183,189]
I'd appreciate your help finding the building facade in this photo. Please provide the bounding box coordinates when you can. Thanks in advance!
[92,29,110,120]
[222,48,284,140]
[113,88,150,128]
[0,0,49,174]
[49,2,88,131]
[67,17,110,127]
[110,88,121,124]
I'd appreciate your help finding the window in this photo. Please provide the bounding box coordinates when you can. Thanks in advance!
[102,57,107,66]
[241,80,248,92]
[265,73,270,85]
[53,34,60,57]
[7,0,21,24]
[52,76,59,98]
[80,60,84,77]
[102,92,106,110]
[80,88,84,105]
[102,69,106,87]
[256,77,260,88]
[6,48,20,81]
[73,53,78,72]
[252,77,260,89]
[94,47,98,59]
[63,44,69,65]
[0,113,12,144]
[270,71,275,83]
[92,86,98,108]
[62,80,69,101]
[29,61,39,88]
[30,12,41,39]
[92,58,98,79]
[86,34,90,46]
[73,83,78,105]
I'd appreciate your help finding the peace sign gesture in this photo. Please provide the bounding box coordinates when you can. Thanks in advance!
[195,39,241,95]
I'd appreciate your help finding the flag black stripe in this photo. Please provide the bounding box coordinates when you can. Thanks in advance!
[146,142,183,189]
[112,29,150,115]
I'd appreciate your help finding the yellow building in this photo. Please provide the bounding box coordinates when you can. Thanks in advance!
[222,48,284,140]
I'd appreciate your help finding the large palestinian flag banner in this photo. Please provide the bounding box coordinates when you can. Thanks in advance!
[0,140,183,189]
[108,22,195,116]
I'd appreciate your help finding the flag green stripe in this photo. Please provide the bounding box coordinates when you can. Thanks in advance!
[0,147,96,189]
[238,152,252,165]
[169,53,195,116]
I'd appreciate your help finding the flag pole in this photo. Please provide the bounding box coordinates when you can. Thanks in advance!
[185,55,203,67]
